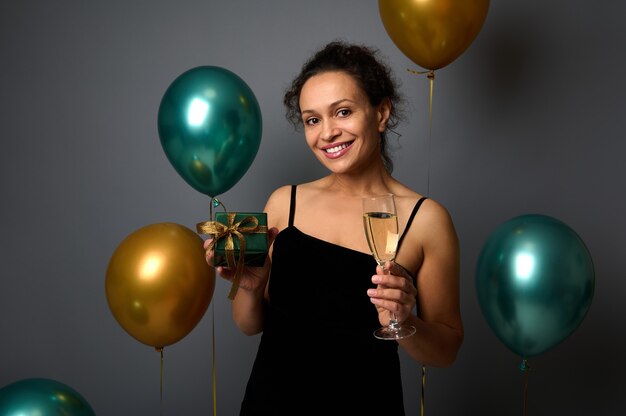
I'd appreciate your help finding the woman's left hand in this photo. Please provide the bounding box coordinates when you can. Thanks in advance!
[367,261,418,326]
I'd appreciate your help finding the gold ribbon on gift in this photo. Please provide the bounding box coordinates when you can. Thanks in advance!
[197,213,267,300]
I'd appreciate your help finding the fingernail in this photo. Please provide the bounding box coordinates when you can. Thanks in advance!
[367,289,376,296]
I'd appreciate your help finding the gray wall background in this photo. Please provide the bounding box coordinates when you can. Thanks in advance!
[1,1,624,415]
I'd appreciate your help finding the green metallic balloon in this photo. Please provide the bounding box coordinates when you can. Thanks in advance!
[476,214,595,358]
[0,378,95,415]
[158,66,262,198]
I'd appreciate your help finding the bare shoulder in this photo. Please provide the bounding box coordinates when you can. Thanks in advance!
[395,194,459,277]
[419,197,454,222]
[264,185,293,231]
[414,197,459,248]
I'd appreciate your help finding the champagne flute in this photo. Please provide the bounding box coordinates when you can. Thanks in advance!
[362,193,416,340]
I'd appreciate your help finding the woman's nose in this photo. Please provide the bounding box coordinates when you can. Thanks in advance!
[320,121,340,141]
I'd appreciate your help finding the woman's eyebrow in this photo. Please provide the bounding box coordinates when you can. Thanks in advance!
[301,98,356,115]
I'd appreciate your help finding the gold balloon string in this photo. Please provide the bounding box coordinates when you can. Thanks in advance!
[206,197,223,416]
[211,304,217,416]
[406,69,435,197]
[420,365,426,416]
[520,359,531,416]
[211,198,228,217]
[406,68,435,412]
[156,347,164,416]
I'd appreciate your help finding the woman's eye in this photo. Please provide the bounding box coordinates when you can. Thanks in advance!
[305,117,320,126]
[337,109,351,117]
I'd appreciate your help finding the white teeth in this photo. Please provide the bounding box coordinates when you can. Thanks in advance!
[325,143,349,154]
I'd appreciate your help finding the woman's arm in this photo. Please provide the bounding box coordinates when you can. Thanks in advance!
[368,198,463,366]
[214,185,290,335]
[221,226,278,335]
[400,199,463,366]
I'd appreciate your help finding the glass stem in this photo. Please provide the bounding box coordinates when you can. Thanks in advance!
[382,261,400,330]
[389,313,400,329]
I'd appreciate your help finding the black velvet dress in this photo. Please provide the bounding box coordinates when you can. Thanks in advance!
[239,185,427,415]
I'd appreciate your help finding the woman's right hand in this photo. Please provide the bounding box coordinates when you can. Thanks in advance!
[204,227,280,293]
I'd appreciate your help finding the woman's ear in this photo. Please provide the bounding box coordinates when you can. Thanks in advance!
[377,98,392,132]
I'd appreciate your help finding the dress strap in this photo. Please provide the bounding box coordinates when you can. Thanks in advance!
[397,196,428,249]
[395,196,428,283]
[288,185,297,227]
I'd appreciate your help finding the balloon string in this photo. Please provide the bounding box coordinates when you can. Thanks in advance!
[421,365,426,416]
[156,347,164,416]
[520,359,530,416]
[212,303,217,416]
[206,197,225,415]
[426,70,434,198]
[407,69,435,197]
[406,68,433,416]
[211,197,228,215]
[208,199,217,415]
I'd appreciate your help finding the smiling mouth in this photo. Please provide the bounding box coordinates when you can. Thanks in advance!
[324,141,353,154]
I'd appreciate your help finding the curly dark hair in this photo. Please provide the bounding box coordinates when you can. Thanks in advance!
[283,40,405,173]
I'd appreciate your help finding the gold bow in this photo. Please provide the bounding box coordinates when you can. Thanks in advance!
[197,213,267,300]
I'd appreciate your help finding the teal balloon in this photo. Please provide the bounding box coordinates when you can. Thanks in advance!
[0,378,95,415]
[158,66,262,198]
[476,214,594,358]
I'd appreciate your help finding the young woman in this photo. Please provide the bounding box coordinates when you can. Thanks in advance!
[206,40,463,415]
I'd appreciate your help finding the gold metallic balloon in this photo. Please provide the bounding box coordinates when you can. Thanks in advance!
[378,0,490,70]
[106,223,215,349]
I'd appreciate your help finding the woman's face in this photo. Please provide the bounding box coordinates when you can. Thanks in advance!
[298,71,389,175]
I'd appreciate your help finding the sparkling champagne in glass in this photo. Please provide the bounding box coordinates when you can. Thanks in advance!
[363,193,416,340]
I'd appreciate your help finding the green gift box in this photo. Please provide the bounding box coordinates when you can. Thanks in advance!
[205,212,268,268]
